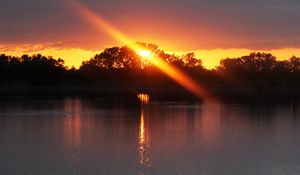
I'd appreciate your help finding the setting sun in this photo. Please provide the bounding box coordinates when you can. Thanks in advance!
[137,50,152,59]
[3,0,300,174]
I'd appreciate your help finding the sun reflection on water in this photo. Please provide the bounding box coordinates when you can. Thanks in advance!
[63,98,82,148]
[137,93,151,174]
[63,97,83,168]
[137,93,150,105]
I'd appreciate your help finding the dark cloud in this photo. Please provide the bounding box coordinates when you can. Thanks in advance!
[1,0,300,49]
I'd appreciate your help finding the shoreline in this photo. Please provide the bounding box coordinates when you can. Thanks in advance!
[1,85,300,103]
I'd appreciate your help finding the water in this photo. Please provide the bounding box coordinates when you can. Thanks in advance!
[1,97,300,175]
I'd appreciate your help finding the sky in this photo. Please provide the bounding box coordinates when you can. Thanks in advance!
[1,0,300,69]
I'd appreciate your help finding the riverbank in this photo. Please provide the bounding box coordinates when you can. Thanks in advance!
[1,84,300,104]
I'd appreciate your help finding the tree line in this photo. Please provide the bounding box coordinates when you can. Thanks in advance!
[1,44,300,87]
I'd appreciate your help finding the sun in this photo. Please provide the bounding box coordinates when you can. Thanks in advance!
[137,49,152,59]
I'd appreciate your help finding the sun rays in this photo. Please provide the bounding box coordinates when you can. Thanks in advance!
[68,0,212,100]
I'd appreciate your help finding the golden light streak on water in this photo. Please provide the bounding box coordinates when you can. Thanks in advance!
[138,97,151,174]
[137,93,150,104]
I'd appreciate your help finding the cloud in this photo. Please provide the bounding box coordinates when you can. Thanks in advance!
[1,0,300,51]
[0,42,65,53]
[0,42,98,68]
[238,41,300,50]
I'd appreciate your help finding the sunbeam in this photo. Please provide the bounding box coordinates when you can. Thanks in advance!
[68,0,212,100]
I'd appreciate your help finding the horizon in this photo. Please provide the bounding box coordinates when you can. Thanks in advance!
[2,43,300,69]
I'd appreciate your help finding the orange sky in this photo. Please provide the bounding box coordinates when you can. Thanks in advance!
[1,43,300,69]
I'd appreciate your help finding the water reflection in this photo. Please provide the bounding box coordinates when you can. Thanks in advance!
[63,98,82,148]
[137,93,150,104]
[138,94,151,174]
[199,103,221,146]
[2,97,300,175]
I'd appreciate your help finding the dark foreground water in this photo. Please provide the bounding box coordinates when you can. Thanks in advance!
[1,97,300,175]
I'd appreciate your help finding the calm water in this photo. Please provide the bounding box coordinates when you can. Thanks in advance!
[1,97,300,175]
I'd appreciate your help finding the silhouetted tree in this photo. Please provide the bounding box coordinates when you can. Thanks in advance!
[0,54,67,84]
[290,56,300,73]
[218,58,244,74]
[2,44,300,90]
[82,46,141,69]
